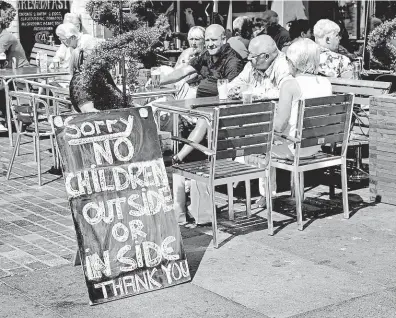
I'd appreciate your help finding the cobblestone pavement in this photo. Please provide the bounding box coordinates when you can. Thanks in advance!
[0,134,76,278]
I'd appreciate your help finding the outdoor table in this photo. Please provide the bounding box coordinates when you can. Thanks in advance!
[1,67,70,146]
[152,96,263,154]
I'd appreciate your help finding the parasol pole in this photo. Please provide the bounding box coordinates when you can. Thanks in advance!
[119,0,127,107]
[362,0,372,70]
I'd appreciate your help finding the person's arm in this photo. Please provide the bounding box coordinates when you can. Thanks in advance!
[227,62,253,98]
[224,57,244,82]
[274,79,299,133]
[160,65,196,85]
[79,101,100,113]
[339,55,354,79]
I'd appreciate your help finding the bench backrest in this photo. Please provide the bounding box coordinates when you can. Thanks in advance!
[29,43,58,66]
[329,78,391,106]
[214,101,275,161]
[296,94,354,157]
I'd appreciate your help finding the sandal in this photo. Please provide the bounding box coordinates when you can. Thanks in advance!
[172,155,183,165]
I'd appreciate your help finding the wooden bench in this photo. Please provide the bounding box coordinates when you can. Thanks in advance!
[29,43,58,66]
[328,78,392,182]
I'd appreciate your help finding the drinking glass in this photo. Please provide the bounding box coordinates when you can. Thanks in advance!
[242,91,253,104]
[151,67,161,89]
[217,79,229,100]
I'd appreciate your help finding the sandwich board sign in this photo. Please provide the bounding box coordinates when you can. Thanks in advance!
[53,107,191,305]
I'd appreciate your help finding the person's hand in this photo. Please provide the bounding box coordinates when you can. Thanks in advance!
[227,86,242,99]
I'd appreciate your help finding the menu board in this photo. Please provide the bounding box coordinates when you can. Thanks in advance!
[18,0,71,57]
[53,107,191,305]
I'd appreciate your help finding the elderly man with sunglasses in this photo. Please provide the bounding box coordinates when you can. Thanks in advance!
[228,34,291,101]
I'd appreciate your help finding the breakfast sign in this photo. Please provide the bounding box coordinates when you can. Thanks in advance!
[18,0,71,57]
[53,107,191,305]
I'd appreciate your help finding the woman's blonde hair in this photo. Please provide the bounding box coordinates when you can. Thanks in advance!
[56,22,80,39]
[63,13,82,31]
[286,38,320,74]
[187,26,205,40]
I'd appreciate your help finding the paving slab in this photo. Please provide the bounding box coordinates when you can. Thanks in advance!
[192,236,385,318]
[244,204,396,287]
[291,287,396,318]
[0,265,268,318]
[0,281,62,318]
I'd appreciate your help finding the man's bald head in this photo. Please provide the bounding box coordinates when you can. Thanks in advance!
[248,35,279,71]
[262,10,279,27]
[205,24,226,55]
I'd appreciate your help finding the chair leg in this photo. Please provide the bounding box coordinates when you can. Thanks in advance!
[36,135,41,186]
[33,135,37,162]
[210,184,219,248]
[299,172,305,202]
[49,135,57,167]
[265,170,273,236]
[6,132,21,180]
[341,159,349,219]
[294,168,303,231]
[290,172,295,198]
[245,179,251,218]
[227,183,234,220]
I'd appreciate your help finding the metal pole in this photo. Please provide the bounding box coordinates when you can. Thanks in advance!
[119,0,127,107]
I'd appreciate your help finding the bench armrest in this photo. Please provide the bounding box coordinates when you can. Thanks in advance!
[171,136,215,156]
[274,131,300,143]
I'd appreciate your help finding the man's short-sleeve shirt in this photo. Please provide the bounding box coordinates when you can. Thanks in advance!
[189,43,244,97]
[318,47,353,78]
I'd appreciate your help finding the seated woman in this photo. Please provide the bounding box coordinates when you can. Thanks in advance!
[50,13,82,71]
[254,38,332,207]
[281,19,312,53]
[69,48,129,112]
[274,38,332,157]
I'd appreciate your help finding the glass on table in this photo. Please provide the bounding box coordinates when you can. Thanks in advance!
[150,67,161,89]
[217,79,229,100]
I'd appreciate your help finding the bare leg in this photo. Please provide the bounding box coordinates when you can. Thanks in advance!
[176,118,209,161]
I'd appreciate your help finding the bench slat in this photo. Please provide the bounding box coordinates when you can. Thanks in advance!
[219,112,272,128]
[302,123,345,139]
[303,113,346,128]
[304,104,347,118]
[216,144,269,159]
[219,102,273,116]
[217,134,270,151]
[218,123,271,139]
[301,133,344,148]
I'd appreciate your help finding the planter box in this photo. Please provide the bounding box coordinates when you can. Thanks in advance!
[370,94,396,204]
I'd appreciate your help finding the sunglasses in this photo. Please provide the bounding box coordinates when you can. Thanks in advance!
[248,52,270,61]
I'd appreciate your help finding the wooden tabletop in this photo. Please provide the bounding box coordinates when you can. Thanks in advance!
[0,67,69,80]
[130,87,178,99]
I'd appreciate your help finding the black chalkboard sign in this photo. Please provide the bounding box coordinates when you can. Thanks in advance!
[18,0,71,58]
[53,107,191,305]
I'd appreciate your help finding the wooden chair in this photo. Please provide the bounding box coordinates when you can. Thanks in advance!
[6,90,72,185]
[270,94,354,231]
[329,78,391,181]
[172,101,276,247]
[29,43,58,66]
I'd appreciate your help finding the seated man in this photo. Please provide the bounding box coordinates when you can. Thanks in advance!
[228,35,291,100]
[161,24,244,98]
[313,19,353,78]
[227,16,253,60]
[227,35,291,208]
[256,10,291,50]
[162,24,244,227]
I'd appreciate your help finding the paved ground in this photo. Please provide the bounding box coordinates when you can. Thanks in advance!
[0,133,396,317]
